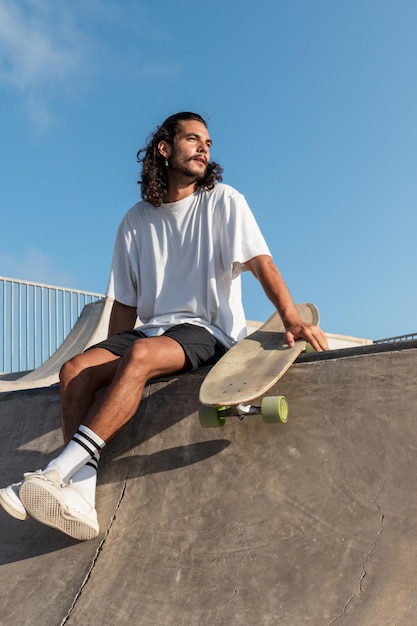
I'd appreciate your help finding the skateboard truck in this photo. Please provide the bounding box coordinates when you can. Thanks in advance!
[199,395,289,428]
[198,304,319,429]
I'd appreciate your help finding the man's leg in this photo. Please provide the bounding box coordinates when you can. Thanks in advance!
[0,347,121,524]
[59,347,122,445]
[80,335,188,441]
[18,336,188,540]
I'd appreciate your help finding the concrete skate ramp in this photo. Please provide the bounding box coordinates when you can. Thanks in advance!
[0,298,112,392]
[1,344,417,625]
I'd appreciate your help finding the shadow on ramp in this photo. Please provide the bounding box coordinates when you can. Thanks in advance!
[1,348,417,625]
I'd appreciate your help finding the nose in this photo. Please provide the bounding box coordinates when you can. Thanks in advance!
[197,138,209,154]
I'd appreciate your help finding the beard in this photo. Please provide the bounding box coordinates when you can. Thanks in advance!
[168,153,207,181]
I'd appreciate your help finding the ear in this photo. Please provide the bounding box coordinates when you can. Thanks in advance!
[158,140,171,159]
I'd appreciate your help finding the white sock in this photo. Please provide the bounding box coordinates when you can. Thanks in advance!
[44,425,105,483]
[72,454,99,508]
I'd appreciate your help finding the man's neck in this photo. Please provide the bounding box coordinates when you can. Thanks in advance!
[163,174,198,203]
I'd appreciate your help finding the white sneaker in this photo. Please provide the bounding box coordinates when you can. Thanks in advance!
[19,470,99,541]
[0,481,29,521]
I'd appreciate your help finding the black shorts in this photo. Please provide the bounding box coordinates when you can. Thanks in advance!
[89,323,227,371]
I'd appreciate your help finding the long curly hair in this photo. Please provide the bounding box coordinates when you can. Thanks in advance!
[137,112,223,206]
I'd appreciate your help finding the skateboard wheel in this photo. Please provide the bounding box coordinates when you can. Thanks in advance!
[199,406,227,428]
[261,396,289,423]
[304,343,316,353]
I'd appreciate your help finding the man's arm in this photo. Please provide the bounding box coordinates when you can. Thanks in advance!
[108,300,137,338]
[245,255,329,352]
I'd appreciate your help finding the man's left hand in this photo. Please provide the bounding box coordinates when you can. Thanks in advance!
[285,322,329,352]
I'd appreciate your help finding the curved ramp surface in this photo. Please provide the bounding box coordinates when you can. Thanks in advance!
[0,298,112,392]
[1,346,417,625]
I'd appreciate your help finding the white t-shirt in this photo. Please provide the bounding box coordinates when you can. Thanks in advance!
[106,183,271,348]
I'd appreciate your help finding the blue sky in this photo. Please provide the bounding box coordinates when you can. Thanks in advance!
[0,0,416,341]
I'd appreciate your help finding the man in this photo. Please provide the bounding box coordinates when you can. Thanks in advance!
[0,112,328,540]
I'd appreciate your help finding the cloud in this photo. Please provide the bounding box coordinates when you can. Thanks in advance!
[0,247,74,287]
[0,0,91,131]
[0,0,184,131]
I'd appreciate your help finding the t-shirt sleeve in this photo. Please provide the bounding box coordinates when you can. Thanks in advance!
[106,217,139,307]
[221,189,272,278]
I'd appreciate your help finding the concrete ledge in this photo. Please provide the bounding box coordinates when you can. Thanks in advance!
[1,347,417,624]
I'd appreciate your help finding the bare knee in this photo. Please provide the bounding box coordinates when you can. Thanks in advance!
[122,336,187,381]
[59,353,88,387]
[124,340,153,374]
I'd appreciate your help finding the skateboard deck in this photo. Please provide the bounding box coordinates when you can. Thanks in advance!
[199,303,319,427]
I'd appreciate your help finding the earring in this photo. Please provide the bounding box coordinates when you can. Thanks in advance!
[165,159,169,167]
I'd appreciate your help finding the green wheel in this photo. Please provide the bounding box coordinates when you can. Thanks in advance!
[304,342,316,353]
[199,405,227,428]
[261,395,289,424]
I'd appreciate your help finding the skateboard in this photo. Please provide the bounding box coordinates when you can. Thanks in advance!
[199,303,319,427]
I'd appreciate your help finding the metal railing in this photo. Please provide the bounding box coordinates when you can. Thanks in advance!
[374,332,417,344]
[0,276,104,375]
